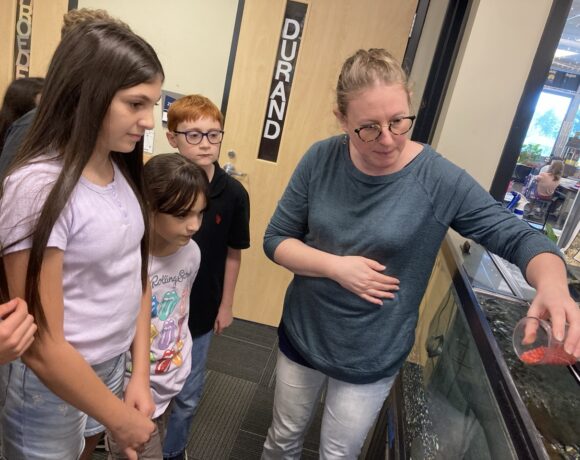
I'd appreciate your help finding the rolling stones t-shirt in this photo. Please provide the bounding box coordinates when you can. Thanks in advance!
[136,240,200,418]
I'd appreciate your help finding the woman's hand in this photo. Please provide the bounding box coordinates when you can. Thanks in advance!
[331,256,400,305]
[0,298,37,364]
[527,284,580,358]
[525,253,580,358]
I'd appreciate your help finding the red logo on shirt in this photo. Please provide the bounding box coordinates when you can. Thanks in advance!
[215,214,222,225]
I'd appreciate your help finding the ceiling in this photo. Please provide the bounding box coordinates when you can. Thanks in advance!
[553,0,580,73]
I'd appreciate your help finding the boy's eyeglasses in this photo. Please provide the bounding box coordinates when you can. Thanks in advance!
[173,129,224,145]
[353,116,416,142]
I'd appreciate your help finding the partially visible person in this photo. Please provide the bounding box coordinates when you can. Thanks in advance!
[0,20,164,460]
[535,159,564,199]
[0,8,130,177]
[0,297,37,460]
[60,7,130,35]
[0,298,36,364]
[162,94,250,460]
[107,153,209,459]
[539,156,562,174]
[261,48,580,459]
[0,77,43,152]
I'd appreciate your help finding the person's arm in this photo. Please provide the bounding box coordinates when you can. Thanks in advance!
[124,281,155,417]
[446,165,579,357]
[263,148,399,306]
[214,248,241,335]
[272,238,399,305]
[0,298,36,364]
[525,252,580,357]
[4,249,154,458]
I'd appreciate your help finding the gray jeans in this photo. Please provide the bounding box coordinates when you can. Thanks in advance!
[262,351,396,460]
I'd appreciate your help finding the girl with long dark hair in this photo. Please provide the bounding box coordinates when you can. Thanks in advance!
[0,20,164,459]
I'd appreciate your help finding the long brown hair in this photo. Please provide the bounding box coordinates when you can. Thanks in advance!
[0,21,164,332]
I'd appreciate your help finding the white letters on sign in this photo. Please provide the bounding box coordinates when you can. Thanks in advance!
[263,18,302,141]
[14,0,33,78]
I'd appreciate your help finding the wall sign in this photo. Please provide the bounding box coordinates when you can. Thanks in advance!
[14,0,34,79]
[257,1,307,162]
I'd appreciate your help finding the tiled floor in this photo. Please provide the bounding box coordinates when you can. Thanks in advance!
[189,319,323,459]
[93,318,323,459]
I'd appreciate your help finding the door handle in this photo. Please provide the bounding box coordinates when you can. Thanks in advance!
[223,150,247,177]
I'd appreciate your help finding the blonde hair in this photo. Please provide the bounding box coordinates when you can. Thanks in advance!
[336,48,410,117]
[61,8,130,37]
[549,160,564,181]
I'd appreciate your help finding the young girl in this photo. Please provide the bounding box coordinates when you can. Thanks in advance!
[0,21,164,460]
[108,153,209,459]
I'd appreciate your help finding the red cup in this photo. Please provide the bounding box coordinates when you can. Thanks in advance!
[512,317,577,366]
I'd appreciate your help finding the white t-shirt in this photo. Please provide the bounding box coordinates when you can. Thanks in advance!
[0,157,145,364]
[146,240,200,418]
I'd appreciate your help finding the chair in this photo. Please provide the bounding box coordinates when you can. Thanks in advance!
[512,164,533,183]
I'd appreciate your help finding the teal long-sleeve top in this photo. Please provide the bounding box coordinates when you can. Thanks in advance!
[263,135,561,384]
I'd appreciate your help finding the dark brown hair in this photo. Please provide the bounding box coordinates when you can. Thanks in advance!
[0,21,164,332]
[0,77,44,151]
[144,153,209,217]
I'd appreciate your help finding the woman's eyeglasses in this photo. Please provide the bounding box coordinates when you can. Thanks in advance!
[354,116,416,142]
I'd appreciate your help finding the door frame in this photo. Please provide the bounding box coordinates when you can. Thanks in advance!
[489,0,572,200]
[221,0,431,121]
[411,0,475,144]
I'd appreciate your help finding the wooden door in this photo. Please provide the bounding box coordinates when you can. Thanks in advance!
[0,0,68,96]
[222,0,418,326]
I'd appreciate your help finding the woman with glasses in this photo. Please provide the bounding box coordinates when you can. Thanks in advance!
[262,48,580,459]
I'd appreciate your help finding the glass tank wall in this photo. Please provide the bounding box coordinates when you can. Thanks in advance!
[383,237,579,459]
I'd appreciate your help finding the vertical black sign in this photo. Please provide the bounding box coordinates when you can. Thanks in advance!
[13,0,34,79]
[257,1,307,162]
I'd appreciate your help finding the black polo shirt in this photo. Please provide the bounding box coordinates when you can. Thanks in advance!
[188,162,250,337]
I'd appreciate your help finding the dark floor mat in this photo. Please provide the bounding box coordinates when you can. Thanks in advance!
[186,370,256,460]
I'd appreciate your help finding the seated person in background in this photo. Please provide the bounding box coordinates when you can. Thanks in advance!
[536,160,564,199]
[0,77,43,152]
[539,156,562,174]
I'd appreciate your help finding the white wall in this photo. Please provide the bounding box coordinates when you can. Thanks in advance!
[78,0,239,154]
[432,0,553,189]
[75,0,555,189]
